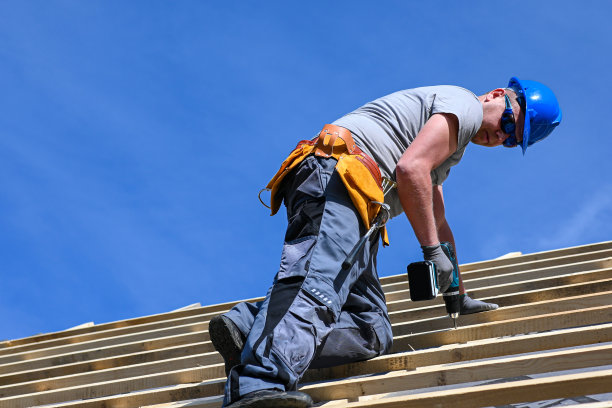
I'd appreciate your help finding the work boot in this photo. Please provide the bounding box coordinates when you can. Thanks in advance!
[460,294,498,315]
[226,390,314,408]
[209,315,246,376]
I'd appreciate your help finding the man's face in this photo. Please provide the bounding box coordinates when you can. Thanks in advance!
[472,89,524,147]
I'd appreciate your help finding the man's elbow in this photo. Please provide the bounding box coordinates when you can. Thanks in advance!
[396,159,429,182]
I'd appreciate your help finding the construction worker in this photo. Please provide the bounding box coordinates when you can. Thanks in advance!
[210,77,562,407]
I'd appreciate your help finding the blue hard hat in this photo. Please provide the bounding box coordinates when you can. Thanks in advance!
[507,77,562,154]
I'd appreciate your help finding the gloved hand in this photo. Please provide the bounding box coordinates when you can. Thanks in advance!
[421,244,454,292]
[460,294,498,315]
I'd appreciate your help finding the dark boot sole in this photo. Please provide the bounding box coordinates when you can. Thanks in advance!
[209,315,245,376]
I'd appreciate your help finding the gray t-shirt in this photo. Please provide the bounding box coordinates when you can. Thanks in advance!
[333,85,482,218]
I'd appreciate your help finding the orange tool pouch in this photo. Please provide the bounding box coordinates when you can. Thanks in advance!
[264,124,389,246]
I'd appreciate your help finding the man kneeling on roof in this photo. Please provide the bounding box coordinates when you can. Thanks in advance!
[210,77,562,408]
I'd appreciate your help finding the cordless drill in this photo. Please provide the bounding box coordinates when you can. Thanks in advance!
[440,242,461,328]
[406,242,461,328]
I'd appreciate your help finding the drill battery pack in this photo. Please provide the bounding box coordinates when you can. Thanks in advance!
[407,260,439,301]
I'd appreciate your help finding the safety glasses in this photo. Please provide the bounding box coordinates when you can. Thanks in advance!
[502,94,520,148]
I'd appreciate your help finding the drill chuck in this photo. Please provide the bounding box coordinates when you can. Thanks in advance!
[443,292,460,320]
[440,242,461,327]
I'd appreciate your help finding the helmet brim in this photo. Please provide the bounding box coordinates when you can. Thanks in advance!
[507,77,530,154]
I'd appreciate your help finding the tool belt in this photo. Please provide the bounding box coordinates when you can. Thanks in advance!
[263,124,389,246]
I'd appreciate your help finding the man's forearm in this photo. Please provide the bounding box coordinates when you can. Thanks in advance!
[437,218,466,294]
[437,218,456,254]
[396,165,438,246]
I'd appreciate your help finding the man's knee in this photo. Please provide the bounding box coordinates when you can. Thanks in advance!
[261,287,333,378]
[373,317,393,355]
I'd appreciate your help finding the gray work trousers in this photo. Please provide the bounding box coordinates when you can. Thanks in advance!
[223,156,393,406]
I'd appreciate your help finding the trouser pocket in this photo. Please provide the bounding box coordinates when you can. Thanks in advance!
[276,235,317,281]
[276,158,329,281]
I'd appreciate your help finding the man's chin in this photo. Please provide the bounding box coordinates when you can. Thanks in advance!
[470,138,486,146]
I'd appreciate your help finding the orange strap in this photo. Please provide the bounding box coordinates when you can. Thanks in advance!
[314,125,383,188]
[314,124,358,157]
[264,124,389,245]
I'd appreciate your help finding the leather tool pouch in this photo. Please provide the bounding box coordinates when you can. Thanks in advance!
[264,124,389,246]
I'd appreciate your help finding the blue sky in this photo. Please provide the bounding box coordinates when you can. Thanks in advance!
[1,1,610,341]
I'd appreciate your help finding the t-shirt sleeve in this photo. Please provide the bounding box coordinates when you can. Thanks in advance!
[431,88,483,149]
[430,165,450,186]
[429,87,482,186]
[430,146,466,185]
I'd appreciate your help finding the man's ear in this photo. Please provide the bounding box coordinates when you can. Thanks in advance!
[485,88,505,101]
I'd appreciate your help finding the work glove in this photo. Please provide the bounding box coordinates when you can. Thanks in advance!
[421,243,454,292]
[460,294,498,315]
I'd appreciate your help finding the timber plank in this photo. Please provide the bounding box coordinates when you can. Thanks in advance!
[383,256,612,298]
[6,320,611,396]
[301,343,612,402]
[3,308,610,407]
[79,344,612,408]
[466,269,612,300]
[0,332,206,375]
[0,316,210,358]
[189,255,612,318]
[199,278,612,332]
[386,272,612,313]
[551,403,612,408]
[388,278,612,322]
[458,240,612,272]
[6,317,611,392]
[336,368,612,408]
[0,324,209,366]
[0,367,225,408]
[2,245,600,355]
[2,279,609,379]
[0,354,224,398]
[392,291,612,336]
[303,322,612,383]
[2,241,608,350]
[3,280,607,382]
[0,307,207,350]
[2,300,605,394]
[2,241,611,408]
[142,395,225,408]
[0,342,216,386]
[144,269,612,328]
[0,260,610,363]
[27,382,223,408]
[382,241,612,285]
[392,304,612,352]
[460,250,612,280]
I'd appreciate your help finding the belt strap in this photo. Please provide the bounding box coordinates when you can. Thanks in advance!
[314,124,382,188]
[261,124,388,244]
[314,124,358,158]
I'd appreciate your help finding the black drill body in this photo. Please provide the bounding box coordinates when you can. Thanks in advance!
[406,242,461,328]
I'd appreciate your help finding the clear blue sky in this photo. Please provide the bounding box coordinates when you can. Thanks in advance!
[1,1,610,341]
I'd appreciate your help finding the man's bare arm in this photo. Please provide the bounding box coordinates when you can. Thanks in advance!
[433,184,466,294]
[396,113,458,246]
